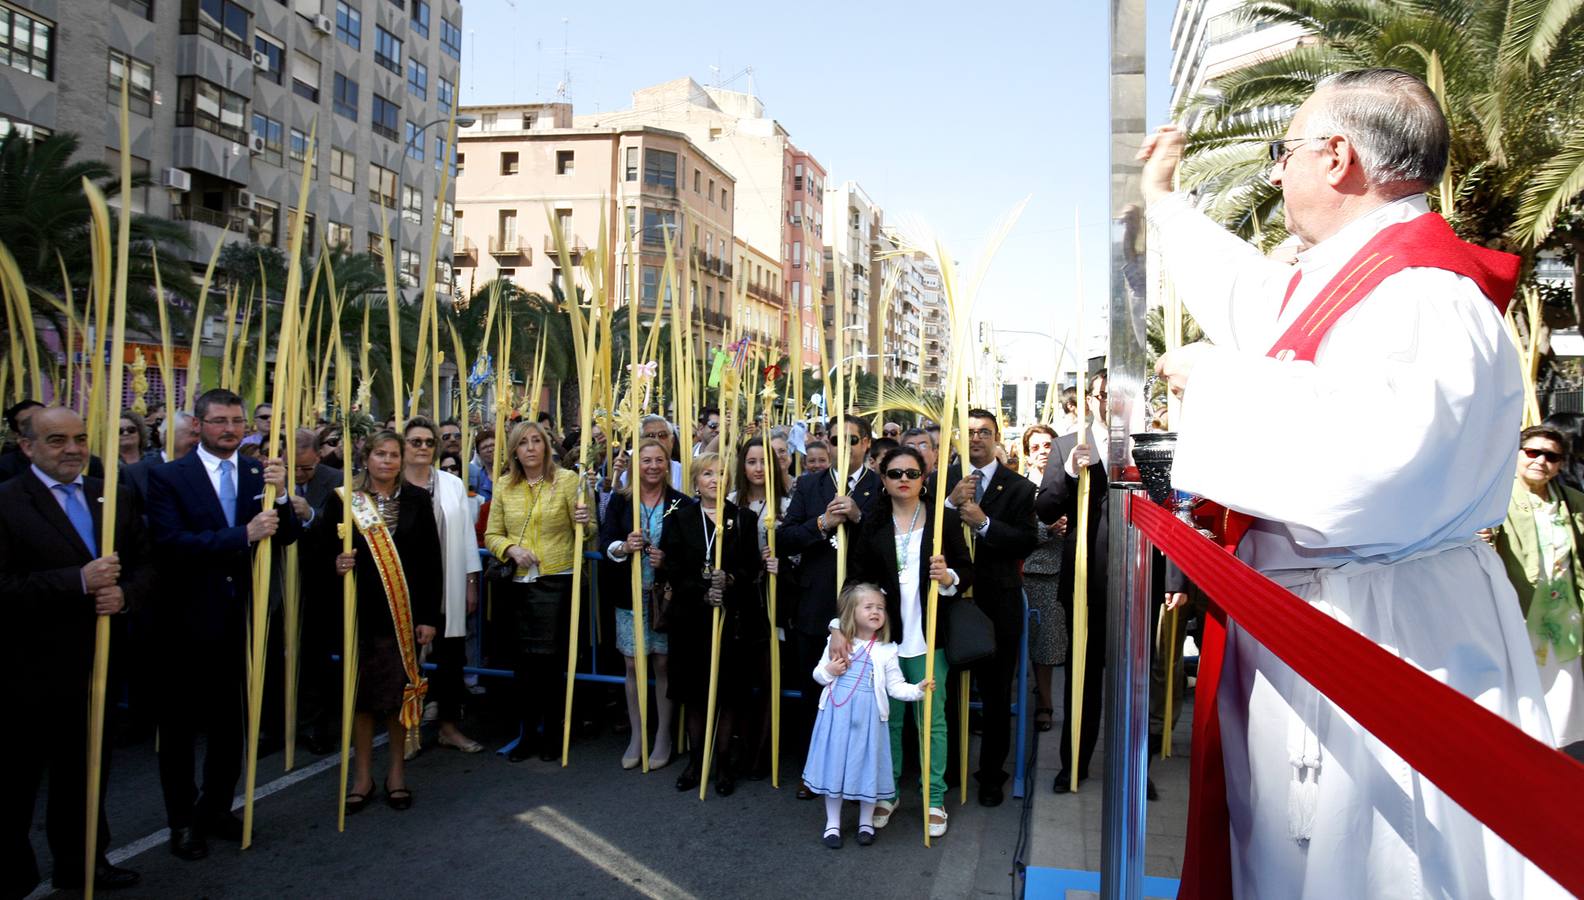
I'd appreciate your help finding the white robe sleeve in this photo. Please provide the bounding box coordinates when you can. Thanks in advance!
[1171,267,1523,556]
[1146,194,1297,351]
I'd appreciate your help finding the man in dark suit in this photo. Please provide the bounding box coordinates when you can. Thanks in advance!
[289,427,342,754]
[0,407,149,894]
[942,409,1040,807]
[145,388,299,861]
[776,414,881,799]
[1036,371,1110,793]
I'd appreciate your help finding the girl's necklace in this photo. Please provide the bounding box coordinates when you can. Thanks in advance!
[893,503,922,574]
[829,637,877,708]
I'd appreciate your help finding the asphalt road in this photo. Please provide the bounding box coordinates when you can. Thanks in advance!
[28,690,1028,899]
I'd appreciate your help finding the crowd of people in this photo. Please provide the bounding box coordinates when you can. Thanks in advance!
[1,375,1162,893]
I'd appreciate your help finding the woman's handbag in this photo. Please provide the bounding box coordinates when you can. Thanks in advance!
[652,583,674,634]
[943,598,997,667]
[485,508,531,585]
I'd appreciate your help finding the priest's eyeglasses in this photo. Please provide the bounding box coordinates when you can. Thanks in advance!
[1267,136,1334,165]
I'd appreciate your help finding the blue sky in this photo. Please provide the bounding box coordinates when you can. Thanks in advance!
[459,0,1178,379]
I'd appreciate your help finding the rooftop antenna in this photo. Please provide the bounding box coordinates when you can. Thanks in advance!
[468,30,476,96]
[709,64,721,88]
[557,18,571,100]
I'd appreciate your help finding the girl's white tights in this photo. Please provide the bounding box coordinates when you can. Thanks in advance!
[824,797,877,832]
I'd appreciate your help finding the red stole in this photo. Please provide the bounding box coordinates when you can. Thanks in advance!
[1177,211,1519,899]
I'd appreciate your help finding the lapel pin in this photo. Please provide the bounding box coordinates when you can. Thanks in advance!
[250,467,260,476]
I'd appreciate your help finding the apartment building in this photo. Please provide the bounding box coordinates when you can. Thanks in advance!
[823,180,874,373]
[580,78,828,367]
[453,101,737,354]
[917,255,946,395]
[0,0,463,285]
[734,236,784,349]
[1169,0,1308,120]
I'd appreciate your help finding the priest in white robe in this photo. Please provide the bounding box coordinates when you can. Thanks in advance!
[1142,68,1559,898]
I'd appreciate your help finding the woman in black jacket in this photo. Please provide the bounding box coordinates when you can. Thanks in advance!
[843,446,973,837]
[658,452,763,796]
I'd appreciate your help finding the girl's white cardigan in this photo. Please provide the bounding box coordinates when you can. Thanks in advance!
[810,635,925,722]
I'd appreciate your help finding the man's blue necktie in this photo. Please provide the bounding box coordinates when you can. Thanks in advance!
[217,459,237,527]
[54,482,98,557]
[974,468,988,504]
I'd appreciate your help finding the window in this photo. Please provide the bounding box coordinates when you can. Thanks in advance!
[792,242,802,266]
[373,26,400,73]
[455,152,465,175]
[176,77,247,143]
[500,152,518,175]
[401,183,421,224]
[368,163,397,207]
[111,0,154,20]
[410,0,429,37]
[251,112,284,166]
[497,210,517,248]
[439,17,461,60]
[288,209,316,254]
[437,76,454,113]
[641,266,660,304]
[251,197,280,247]
[403,121,423,161]
[792,199,802,222]
[289,128,314,174]
[721,188,728,208]
[253,32,284,84]
[641,208,675,246]
[624,147,637,182]
[332,72,358,121]
[367,232,385,258]
[643,149,677,188]
[693,169,700,193]
[327,221,353,250]
[371,94,399,141]
[555,208,572,241]
[0,3,53,80]
[334,1,360,49]
[498,267,516,281]
[329,147,355,193]
[181,0,249,57]
[624,206,636,238]
[290,51,320,102]
[406,58,427,99]
[521,113,536,130]
[556,150,574,175]
[708,178,716,204]
[433,135,447,172]
[107,51,154,116]
[440,201,454,236]
[480,112,496,130]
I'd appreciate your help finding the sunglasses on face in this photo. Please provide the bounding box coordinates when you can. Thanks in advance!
[844,435,863,446]
[119,425,139,436]
[642,432,670,441]
[321,436,341,447]
[884,467,923,481]
[408,437,436,448]
[1523,447,1564,463]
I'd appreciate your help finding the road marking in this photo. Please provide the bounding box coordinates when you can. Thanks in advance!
[27,737,384,900]
[516,805,697,900]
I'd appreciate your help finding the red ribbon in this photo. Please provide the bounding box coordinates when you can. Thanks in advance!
[1130,497,1584,894]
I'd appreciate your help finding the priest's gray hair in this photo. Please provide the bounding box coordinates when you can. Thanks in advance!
[1308,68,1449,190]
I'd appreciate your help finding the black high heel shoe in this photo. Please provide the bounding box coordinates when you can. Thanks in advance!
[675,767,701,792]
[345,780,377,814]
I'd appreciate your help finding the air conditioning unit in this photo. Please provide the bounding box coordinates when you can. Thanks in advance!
[235,189,256,211]
[162,168,191,192]
[252,50,270,70]
[313,14,334,35]
[248,134,266,155]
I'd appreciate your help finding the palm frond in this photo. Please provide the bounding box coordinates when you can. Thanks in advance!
[1514,140,1584,246]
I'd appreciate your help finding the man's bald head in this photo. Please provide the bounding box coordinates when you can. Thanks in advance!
[21,407,90,483]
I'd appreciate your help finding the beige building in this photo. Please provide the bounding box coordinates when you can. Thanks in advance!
[824,181,875,373]
[577,78,827,367]
[453,101,737,353]
[734,237,785,349]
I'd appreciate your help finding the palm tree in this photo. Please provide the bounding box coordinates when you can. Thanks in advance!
[1177,0,1584,287]
[0,131,194,346]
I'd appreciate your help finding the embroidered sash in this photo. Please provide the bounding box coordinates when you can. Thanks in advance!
[346,488,428,728]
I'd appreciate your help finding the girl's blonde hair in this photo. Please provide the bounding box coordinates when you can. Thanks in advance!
[502,419,558,485]
[618,438,670,497]
[692,451,728,493]
[837,582,889,643]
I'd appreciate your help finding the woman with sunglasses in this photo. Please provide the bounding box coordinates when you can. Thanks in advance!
[1492,425,1584,747]
[842,446,973,838]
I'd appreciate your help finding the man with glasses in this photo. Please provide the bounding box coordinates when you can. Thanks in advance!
[239,402,271,449]
[777,414,880,798]
[941,409,1038,807]
[438,419,463,457]
[691,406,720,456]
[145,389,300,861]
[1140,69,1540,896]
[900,427,938,476]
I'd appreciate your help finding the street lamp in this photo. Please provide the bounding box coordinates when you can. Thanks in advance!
[394,114,476,293]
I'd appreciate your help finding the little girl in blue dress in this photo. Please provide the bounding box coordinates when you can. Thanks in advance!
[803,583,933,848]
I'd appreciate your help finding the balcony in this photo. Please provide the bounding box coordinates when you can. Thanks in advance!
[173,203,246,230]
[452,237,477,263]
[746,282,782,306]
[544,233,589,256]
[489,235,531,261]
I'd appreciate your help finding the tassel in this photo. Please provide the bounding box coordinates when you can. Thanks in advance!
[1288,761,1319,842]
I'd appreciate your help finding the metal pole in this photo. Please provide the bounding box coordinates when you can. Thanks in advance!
[1101,0,1149,895]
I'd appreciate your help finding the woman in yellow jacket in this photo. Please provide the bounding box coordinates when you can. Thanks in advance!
[1493,424,1584,747]
[485,420,589,762]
